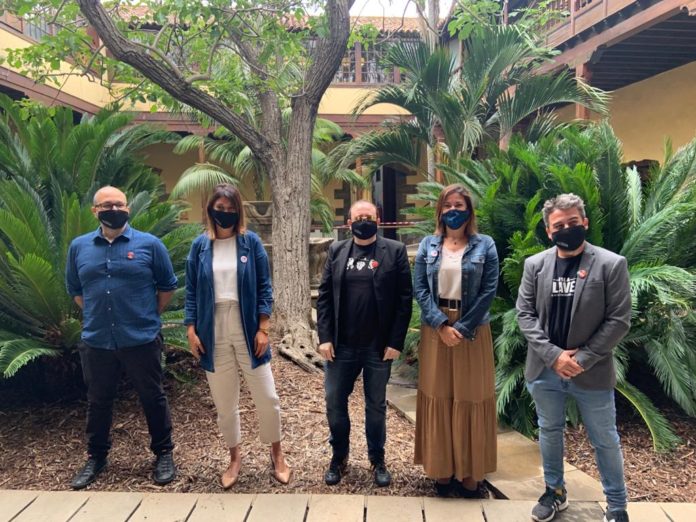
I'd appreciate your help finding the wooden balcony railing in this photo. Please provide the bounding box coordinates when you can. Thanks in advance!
[539,0,639,48]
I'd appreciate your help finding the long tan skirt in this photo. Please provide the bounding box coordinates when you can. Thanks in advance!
[414,310,497,481]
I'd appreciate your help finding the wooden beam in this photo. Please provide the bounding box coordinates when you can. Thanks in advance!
[539,0,694,72]
[575,63,593,120]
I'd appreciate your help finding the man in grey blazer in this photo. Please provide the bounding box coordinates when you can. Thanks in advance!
[517,194,631,522]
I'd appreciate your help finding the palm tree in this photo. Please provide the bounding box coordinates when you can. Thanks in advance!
[332,25,608,175]
[170,113,367,232]
[410,123,696,451]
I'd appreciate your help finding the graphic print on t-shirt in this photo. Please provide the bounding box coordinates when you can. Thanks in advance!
[552,275,577,296]
[548,254,582,349]
[338,242,378,349]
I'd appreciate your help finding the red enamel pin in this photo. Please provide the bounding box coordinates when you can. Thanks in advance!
[370,260,379,269]
[578,269,587,279]
[127,251,135,260]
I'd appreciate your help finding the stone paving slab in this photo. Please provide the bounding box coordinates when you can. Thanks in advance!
[11,491,88,522]
[0,489,691,522]
[128,492,198,522]
[246,493,309,522]
[305,494,364,522]
[659,502,696,522]
[480,500,536,521]
[70,492,143,522]
[186,493,254,522]
[423,497,484,521]
[600,501,670,522]
[386,384,417,423]
[0,489,38,522]
[366,495,423,522]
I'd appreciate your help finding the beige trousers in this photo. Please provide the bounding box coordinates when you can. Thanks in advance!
[206,300,281,448]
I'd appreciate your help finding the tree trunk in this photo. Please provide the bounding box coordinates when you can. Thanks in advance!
[269,100,324,372]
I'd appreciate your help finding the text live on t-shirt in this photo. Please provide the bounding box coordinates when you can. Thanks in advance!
[338,242,378,349]
[548,253,582,349]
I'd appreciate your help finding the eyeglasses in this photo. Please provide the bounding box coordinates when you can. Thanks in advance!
[353,216,376,222]
[95,202,127,210]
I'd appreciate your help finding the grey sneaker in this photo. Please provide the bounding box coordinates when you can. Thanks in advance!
[604,509,629,522]
[531,486,568,522]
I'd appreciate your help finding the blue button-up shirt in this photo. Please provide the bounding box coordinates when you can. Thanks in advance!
[65,226,177,349]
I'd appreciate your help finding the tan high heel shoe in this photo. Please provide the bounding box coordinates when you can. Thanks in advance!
[221,461,241,489]
[270,452,292,485]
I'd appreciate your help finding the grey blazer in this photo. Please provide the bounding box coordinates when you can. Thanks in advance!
[516,242,631,389]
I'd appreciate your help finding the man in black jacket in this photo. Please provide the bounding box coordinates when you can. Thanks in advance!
[317,200,413,487]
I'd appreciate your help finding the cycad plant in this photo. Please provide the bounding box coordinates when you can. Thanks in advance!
[333,25,608,174]
[409,122,696,451]
[0,96,201,383]
[0,179,199,379]
[170,113,367,232]
[0,94,179,198]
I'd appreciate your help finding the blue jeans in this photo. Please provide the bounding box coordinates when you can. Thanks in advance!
[527,368,627,511]
[325,345,392,463]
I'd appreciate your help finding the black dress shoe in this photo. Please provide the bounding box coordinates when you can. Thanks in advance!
[71,457,107,490]
[371,460,392,487]
[452,479,487,499]
[153,452,177,485]
[434,480,453,497]
[324,456,348,486]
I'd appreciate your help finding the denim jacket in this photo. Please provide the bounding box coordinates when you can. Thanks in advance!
[184,231,273,371]
[414,233,499,339]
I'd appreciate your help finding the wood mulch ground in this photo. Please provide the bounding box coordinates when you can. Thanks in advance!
[1,351,694,502]
[0,352,433,496]
[564,402,696,503]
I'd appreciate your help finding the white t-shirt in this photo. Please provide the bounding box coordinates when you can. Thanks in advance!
[212,237,238,302]
[438,247,464,300]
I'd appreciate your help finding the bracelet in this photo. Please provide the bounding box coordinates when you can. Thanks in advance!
[259,328,269,335]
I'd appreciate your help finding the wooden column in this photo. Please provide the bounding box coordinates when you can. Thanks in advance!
[354,42,362,84]
[356,157,373,202]
[575,63,593,120]
[434,146,443,184]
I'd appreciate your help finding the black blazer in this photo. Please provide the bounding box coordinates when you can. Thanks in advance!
[316,236,413,351]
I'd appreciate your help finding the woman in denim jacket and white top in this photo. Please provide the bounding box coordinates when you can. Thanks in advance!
[413,184,499,497]
[185,184,291,489]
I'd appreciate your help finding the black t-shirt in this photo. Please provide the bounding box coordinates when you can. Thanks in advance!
[548,254,582,349]
[338,241,378,348]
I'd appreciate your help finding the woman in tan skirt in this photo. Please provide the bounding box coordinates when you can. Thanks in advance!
[413,184,499,497]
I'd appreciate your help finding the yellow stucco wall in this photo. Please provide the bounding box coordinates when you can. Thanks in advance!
[556,61,696,162]
[0,28,111,107]
[319,87,409,115]
[142,143,267,223]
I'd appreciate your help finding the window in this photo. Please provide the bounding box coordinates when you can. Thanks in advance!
[361,43,394,84]
[333,46,356,83]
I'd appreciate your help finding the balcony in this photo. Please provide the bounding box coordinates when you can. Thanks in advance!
[514,0,696,90]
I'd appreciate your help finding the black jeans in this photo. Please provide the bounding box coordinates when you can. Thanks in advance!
[79,337,173,459]
[324,344,392,463]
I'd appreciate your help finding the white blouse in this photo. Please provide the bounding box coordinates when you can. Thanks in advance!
[212,237,239,302]
[438,247,464,300]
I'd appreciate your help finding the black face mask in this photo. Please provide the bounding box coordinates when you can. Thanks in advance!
[211,210,239,229]
[552,225,586,251]
[351,219,378,240]
[98,209,129,230]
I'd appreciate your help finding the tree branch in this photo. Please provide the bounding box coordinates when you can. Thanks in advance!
[302,0,354,105]
[75,0,271,159]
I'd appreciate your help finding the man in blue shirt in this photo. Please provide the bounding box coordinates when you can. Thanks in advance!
[65,186,178,489]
